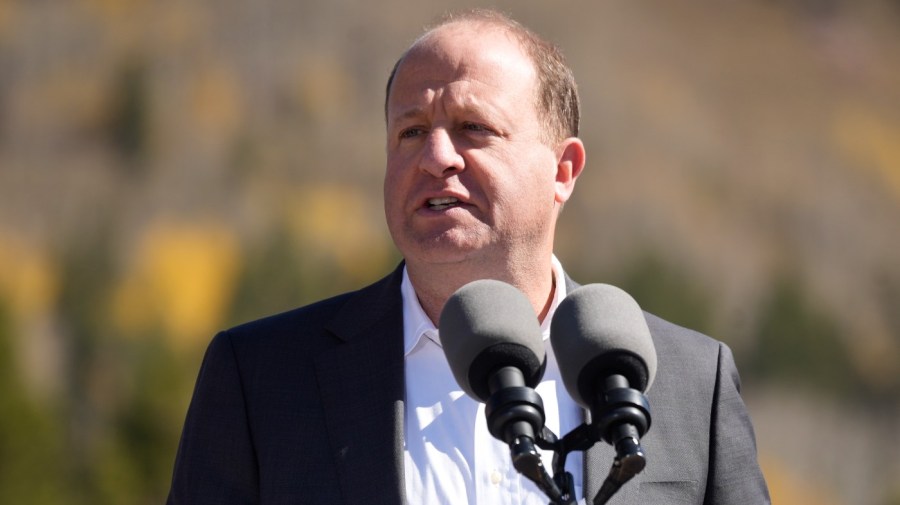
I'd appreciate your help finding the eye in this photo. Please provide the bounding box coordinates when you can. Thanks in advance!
[399,126,426,139]
[462,122,491,133]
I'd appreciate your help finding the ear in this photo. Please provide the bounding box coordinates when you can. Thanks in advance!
[554,137,586,204]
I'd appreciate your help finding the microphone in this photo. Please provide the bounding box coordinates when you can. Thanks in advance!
[439,279,546,403]
[440,279,565,501]
[550,283,657,503]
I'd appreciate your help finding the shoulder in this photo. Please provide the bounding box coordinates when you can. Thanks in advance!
[643,311,729,378]
[632,313,765,496]
[215,264,405,356]
[642,311,738,408]
[643,312,723,359]
[225,290,355,342]
[561,273,728,378]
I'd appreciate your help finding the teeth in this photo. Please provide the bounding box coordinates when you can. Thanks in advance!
[427,197,459,210]
[428,197,458,205]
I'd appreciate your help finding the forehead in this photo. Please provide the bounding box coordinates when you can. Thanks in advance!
[387,23,538,112]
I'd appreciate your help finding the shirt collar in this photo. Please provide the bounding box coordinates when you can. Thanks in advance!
[401,255,567,357]
[401,267,438,356]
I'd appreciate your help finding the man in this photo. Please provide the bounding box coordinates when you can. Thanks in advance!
[168,9,770,504]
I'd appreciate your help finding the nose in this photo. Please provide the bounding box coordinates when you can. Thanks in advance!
[419,128,464,178]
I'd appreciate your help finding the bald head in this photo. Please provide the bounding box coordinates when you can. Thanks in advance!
[385,10,580,143]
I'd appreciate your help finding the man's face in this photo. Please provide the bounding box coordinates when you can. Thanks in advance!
[384,24,564,268]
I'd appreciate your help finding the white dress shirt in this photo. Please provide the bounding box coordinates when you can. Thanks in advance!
[402,256,584,504]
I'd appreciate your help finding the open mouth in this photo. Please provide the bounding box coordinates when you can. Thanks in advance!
[427,197,460,211]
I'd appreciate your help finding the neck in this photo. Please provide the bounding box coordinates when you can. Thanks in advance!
[406,254,557,326]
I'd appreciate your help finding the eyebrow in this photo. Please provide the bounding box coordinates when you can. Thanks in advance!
[388,99,491,125]
[389,107,427,124]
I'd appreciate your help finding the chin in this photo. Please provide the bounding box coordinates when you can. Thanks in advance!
[391,219,499,261]
[399,235,489,266]
[405,246,474,266]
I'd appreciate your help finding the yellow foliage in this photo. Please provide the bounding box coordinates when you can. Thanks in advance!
[833,103,900,201]
[112,221,242,351]
[0,234,59,320]
[0,232,59,323]
[285,184,391,281]
[761,453,842,505]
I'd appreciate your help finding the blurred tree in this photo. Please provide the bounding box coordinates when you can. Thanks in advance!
[106,337,190,505]
[747,272,859,398]
[108,57,150,170]
[52,219,207,504]
[110,220,242,353]
[55,225,118,504]
[885,486,900,505]
[228,213,400,327]
[0,301,66,505]
[228,224,311,325]
[613,253,715,338]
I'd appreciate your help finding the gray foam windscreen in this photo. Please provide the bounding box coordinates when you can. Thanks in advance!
[550,284,657,408]
[439,279,545,401]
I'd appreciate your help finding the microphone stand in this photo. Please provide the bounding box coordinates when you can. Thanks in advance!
[591,435,646,505]
[486,368,650,505]
[530,374,651,505]
[486,367,573,504]
[585,374,651,505]
[535,424,590,505]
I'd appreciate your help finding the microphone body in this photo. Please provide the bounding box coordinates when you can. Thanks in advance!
[550,283,657,405]
[485,365,544,445]
[440,279,567,502]
[550,284,657,503]
[439,278,546,404]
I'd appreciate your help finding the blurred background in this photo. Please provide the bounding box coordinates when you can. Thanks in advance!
[0,0,898,503]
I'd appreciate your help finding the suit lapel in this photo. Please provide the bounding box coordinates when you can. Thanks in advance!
[315,265,406,505]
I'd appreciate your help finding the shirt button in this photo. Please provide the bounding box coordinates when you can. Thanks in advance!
[490,469,502,485]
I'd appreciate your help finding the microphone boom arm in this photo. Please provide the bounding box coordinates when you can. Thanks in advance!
[589,374,651,504]
[534,373,652,505]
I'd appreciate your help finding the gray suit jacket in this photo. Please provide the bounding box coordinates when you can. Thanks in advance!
[168,264,769,504]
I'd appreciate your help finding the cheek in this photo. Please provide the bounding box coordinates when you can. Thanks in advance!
[510,154,559,199]
[383,161,412,217]
[383,155,404,192]
[383,166,398,207]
